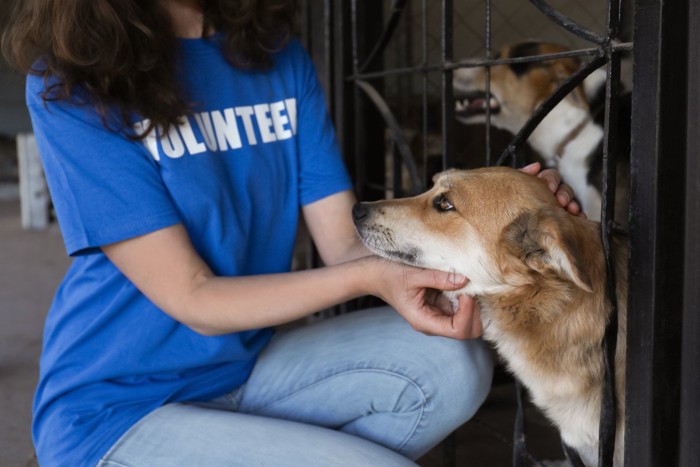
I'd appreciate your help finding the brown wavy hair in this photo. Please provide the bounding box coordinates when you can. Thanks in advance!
[1,0,297,137]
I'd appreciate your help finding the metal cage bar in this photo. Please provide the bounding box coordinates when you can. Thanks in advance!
[680,0,700,462]
[440,0,454,171]
[625,0,689,464]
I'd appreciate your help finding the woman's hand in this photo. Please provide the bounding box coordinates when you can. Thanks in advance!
[363,257,483,340]
[520,162,585,217]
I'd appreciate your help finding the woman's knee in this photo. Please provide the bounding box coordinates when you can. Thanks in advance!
[247,306,495,459]
[365,306,494,401]
[375,314,495,459]
[422,337,495,421]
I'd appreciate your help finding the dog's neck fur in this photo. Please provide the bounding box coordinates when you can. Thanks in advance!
[475,217,627,466]
[529,99,599,159]
[529,100,605,221]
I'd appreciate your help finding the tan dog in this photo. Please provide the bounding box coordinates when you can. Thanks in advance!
[453,42,630,228]
[352,167,627,466]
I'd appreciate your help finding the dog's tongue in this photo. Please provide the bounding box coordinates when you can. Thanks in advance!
[469,98,488,112]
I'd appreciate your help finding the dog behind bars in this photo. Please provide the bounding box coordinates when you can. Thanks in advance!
[453,41,631,228]
[353,166,627,466]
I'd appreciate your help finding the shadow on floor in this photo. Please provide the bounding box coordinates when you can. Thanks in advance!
[419,367,567,467]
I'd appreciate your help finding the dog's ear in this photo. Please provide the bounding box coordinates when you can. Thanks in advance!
[502,209,593,292]
[431,168,459,185]
[550,57,588,107]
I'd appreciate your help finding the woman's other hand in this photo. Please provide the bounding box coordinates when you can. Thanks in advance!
[520,162,586,217]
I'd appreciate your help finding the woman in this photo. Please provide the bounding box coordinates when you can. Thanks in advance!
[3,1,581,465]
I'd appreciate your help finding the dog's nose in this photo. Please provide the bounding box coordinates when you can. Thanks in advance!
[352,203,368,223]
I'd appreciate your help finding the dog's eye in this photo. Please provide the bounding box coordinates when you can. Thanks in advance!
[433,194,455,212]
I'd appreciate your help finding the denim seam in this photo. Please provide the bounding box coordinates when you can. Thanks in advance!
[98,403,182,467]
[245,367,428,454]
[97,459,131,467]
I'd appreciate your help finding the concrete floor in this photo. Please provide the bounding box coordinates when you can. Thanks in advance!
[0,199,68,467]
[418,370,567,466]
[0,197,566,467]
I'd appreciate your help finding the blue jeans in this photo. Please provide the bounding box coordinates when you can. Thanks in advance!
[97,307,494,466]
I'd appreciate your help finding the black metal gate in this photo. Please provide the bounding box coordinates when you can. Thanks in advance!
[300,0,699,465]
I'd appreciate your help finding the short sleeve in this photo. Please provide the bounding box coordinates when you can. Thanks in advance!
[26,76,181,256]
[285,40,353,206]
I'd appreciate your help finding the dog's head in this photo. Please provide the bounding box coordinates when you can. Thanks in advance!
[453,41,604,135]
[353,166,593,296]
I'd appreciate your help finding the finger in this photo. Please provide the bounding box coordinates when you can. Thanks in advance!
[566,200,582,216]
[555,183,575,207]
[443,295,479,339]
[410,297,470,339]
[424,288,439,307]
[455,294,483,338]
[412,309,459,338]
[538,168,562,193]
[469,299,484,337]
[422,269,468,291]
[519,162,541,175]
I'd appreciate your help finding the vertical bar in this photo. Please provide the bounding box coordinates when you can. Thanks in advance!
[512,381,526,467]
[679,0,700,462]
[421,0,428,184]
[598,52,621,467]
[301,1,331,106]
[350,0,364,197]
[332,0,352,169]
[484,0,492,166]
[625,0,687,464]
[605,0,622,41]
[441,0,454,170]
[597,4,624,465]
[323,0,333,104]
[442,432,456,467]
[440,10,457,466]
[394,1,411,197]
[350,3,385,202]
[392,143,403,198]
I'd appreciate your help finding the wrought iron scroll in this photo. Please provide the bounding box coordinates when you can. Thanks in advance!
[354,80,423,194]
[357,0,408,74]
[496,54,607,167]
[350,0,423,195]
[530,0,605,44]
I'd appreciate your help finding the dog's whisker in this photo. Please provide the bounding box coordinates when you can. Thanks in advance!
[478,256,501,286]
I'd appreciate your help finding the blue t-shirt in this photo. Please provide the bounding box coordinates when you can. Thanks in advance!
[28,37,352,466]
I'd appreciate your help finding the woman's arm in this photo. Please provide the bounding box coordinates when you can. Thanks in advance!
[101,222,478,338]
[301,190,370,265]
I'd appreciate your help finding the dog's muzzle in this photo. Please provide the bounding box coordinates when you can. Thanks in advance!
[352,202,368,226]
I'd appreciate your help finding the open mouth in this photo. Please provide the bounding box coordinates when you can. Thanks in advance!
[454,91,501,118]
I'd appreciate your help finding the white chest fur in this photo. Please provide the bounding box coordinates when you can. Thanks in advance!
[481,313,602,463]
